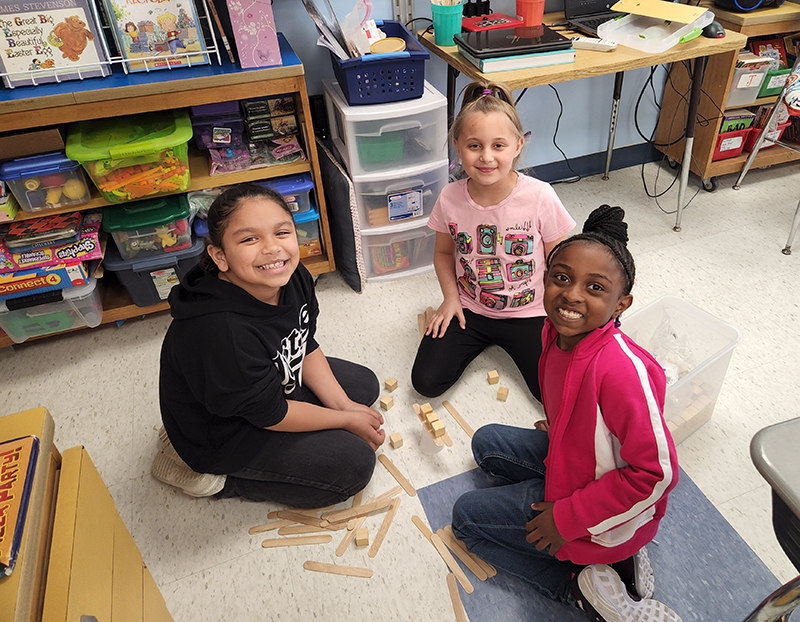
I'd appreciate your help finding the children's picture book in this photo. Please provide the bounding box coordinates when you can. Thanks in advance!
[0,435,39,577]
[0,0,110,88]
[102,0,209,71]
[750,37,788,69]
[225,0,281,69]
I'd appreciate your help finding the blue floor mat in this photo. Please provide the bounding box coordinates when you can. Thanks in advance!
[417,467,781,622]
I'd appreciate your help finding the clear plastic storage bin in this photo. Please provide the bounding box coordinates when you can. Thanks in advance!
[0,277,102,343]
[353,159,449,230]
[323,79,448,176]
[294,206,322,258]
[622,295,740,445]
[258,172,314,214]
[726,55,772,108]
[361,218,436,281]
[597,10,713,54]
[0,152,92,212]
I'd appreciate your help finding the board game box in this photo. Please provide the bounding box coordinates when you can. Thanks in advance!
[0,435,39,577]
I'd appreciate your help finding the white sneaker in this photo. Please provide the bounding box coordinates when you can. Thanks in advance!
[152,428,226,497]
[633,548,655,600]
[577,564,682,622]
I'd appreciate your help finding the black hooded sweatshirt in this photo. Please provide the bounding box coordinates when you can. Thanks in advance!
[159,263,319,474]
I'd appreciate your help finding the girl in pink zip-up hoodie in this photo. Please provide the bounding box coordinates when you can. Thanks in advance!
[452,206,681,622]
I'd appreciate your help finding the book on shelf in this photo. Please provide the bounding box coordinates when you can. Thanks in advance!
[457,46,575,72]
[0,435,39,577]
[0,0,110,88]
[750,37,788,69]
[102,0,209,72]
[225,0,281,69]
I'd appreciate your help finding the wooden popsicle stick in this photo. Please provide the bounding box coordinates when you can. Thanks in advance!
[425,306,434,324]
[374,485,403,503]
[447,573,468,622]
[261,534,332,548]
[249,518,295,535]
[347,490,365,530]
[336,505,372,556]
[320,497,394,525]
[431,533,474,594]
[269,505,334,519]
[411,514,434,541]
[418,313,426,339]
[444,525,496,577]
[442,400,475,438]
[368,497,401,558]
[377,454,416,497]
[437,528,488,581]
[275,510,345,531]
[303,560,373,578]
[279,524,331,536]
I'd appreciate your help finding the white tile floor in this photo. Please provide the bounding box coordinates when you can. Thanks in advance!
[1,161,799,621]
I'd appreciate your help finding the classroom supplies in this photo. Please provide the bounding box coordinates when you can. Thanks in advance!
[0,261,91,301]
[0,152,91,213]
[103,195,192,261]
[2,212,82,253]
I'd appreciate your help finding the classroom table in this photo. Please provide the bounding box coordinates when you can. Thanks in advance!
[418,19,747,230]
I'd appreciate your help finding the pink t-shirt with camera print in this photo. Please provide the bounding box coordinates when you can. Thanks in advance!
[427,173,576,319]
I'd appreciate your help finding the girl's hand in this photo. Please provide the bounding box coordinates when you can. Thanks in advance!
[426,297,466,338]
[534,420,550,432]
[525,502,565,556]
[343,408,385,450]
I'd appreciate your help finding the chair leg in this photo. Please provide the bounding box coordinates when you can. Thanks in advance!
[783,198,800,255]
[741,574,800,622]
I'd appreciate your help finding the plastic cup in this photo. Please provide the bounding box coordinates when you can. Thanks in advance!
[419,429,444,455]
[431,1,464,47]
[516,0,546,27]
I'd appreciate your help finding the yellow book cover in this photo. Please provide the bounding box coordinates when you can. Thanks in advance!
[0,435,39,577]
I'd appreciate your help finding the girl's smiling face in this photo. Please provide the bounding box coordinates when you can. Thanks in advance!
[543,241,632,351]
[207,197,299,305]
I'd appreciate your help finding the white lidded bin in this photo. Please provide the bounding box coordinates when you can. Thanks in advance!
[622,295,740,445]
[353,159,449,230]
[361,218,436,281]
[0,277,102,343]
[597,10,713,54]
[322,79,448,177]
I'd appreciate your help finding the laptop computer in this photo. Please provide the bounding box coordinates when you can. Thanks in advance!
[453,26,573,59]
[564,0,624,36]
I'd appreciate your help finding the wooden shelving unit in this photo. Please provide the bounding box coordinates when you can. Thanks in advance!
[0,34,334,348]
[654,2,800,187]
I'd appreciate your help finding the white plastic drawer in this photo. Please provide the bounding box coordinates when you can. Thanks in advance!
[361,219,436,281]
[323,79,447,176]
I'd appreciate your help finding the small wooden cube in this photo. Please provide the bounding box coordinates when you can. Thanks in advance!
[355,528,369,547]
[431,420,446,437]
[420,402,434,415]
[497,386,509,402]
[425,412,439,426]
[380,395,394,411]
[488,370,500,385]
[390,433,403,449]
[385,377,398,392]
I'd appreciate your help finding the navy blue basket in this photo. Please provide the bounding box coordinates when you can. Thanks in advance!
[330,20,429,106]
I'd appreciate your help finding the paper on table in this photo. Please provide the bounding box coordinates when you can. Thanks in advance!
[610,0,708,24]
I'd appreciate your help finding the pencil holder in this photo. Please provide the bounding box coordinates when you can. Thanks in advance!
[431,1,464,46]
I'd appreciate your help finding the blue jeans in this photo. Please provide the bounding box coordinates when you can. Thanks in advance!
[452,424,581,604]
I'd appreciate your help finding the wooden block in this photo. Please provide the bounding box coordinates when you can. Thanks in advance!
[390,433,404,449]
[261,534,332,548]
[420,402,434,415]
[380,395,394,411]
[497,386,509,402]
[378,454,416,497]
[385,377,398,392]
[303,560,373,578]
[368,497,401,558]
[442,400,475,438]
[355,527,369,547]
[447,573,468,622]
[488,370,500,384]
[425,412,439,425]
[431,420,446,437]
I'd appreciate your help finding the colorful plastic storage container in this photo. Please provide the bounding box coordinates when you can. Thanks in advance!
[294,206,322,258]
[258,173,314,213]
[712,128,750,161]
[102,236,204,307]
[191,115,245,150]
[758,68,791,98]
[103,194,192,261]
[744,121,791,151]
[0,152,91,213]
[66,109,192,203]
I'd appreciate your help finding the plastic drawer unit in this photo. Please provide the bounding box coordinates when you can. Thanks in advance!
[623,295,740,445]
[0,277,102,343]
[361,218,436,282]
[353,159,449,230]
[103,236,204,307]
[322,79,447,177]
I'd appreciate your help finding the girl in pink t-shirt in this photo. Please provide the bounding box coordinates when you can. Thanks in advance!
[412,80,575,402]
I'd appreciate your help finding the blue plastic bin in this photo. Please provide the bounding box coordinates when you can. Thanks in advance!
[330,20,429,106]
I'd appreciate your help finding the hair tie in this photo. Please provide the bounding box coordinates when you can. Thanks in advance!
[482,88,493,95]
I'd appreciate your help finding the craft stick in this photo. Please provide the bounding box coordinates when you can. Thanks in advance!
[248,518,295,535]
[431,533,474,594]
[279,524,331,536]
[320,497,394,525]
[425,306,434,324]
[437,528,488,581]
[444,525,496,577]
[368,497,401,558]
[347,490,365,530]
[447,574,468,622]
[442,400,475,438]
[412,514,434,541]
[269,505,335,520]
[336,509,371,556]
[303,560,373,578]
[378,454,417,497]
[418,313,426,339]
[374,485,403,503]
[276,510,345,531]
[261,534,332,548]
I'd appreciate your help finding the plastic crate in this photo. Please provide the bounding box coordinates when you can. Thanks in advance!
[744,121,791,151]
[294,206,322,258]
[758,68,791,98]
[712,128,750,161]
[361,218,436,281]
[0,152,91,213]
[622,296,740,445]
[330,20,429,106]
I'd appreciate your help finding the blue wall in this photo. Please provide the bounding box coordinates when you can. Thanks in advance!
[274,0,666,171]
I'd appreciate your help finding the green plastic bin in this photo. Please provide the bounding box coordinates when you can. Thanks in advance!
[758,68,791,98]
[103,194,191,261]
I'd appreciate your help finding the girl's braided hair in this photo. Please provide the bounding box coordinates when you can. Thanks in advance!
[547,205,636,295]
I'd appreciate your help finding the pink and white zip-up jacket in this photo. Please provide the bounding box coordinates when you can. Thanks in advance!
[539,318,678,565]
